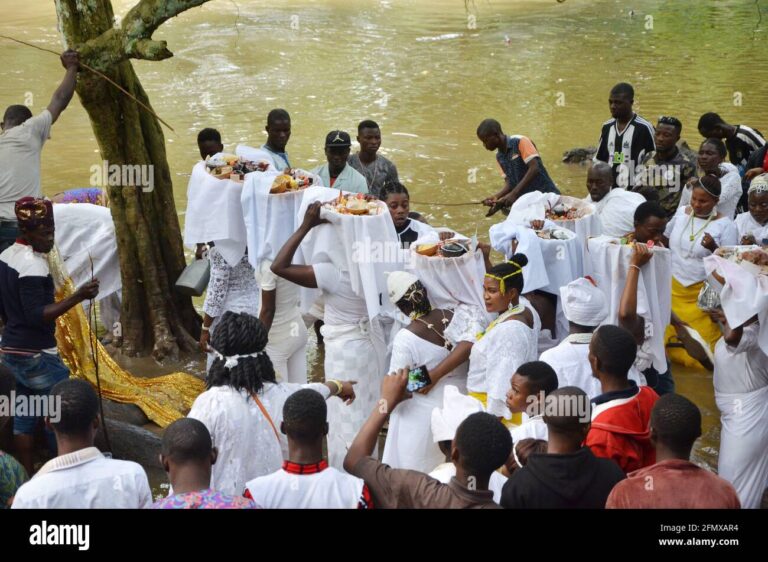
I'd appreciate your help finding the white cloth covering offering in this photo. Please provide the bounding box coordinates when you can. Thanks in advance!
[409,240,489,322]
[713,324,768,509]
[507,192,601,266]
[587,237,672,372]
[183,160,248,266]
[298,187,400,320]
[490,217,583,296]
[704,253,768,357]
[585,188,645,238]
[241,170,321,271]
[52,203,121,301]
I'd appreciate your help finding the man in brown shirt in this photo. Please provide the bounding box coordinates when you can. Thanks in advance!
[343,370,511,509]
[606,393,741,509]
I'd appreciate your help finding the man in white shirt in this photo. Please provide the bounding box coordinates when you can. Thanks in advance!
[311,131,368,193]
[585,162,646,238]
[245,389,372,509]
[12,379,152,509]
[0,50,81,253]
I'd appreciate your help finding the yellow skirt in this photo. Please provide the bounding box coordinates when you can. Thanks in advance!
[665,277,721,368]
[468,391,522,428]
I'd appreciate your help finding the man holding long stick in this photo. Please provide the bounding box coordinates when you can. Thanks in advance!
[0,50,80,253]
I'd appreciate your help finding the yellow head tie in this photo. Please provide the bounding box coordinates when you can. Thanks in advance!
[484,268,522,295]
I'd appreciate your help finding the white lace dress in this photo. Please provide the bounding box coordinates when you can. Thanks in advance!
[381,305,482,472]
[187,382,330,496]
[203,246,260,330]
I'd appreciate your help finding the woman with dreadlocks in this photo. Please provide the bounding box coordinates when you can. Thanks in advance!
[187,311,356,496]
[466,254,539,421]
[380,271,481,472]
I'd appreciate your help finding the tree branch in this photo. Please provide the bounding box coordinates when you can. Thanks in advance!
[62,0,212,71]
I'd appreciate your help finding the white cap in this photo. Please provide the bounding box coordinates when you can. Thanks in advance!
[387,270,420,304]
[559,277,608,327]
[430,386,485,443]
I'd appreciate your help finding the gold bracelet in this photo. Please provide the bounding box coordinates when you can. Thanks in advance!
[329,380,343,396]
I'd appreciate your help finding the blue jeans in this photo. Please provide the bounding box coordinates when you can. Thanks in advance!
[0,352,70,435]
[0,221,19,254]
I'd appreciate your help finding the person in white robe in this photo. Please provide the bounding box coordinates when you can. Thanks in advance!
[380,272,478,472]
[735,174,768,245]
[540,277,645,399]
[428,385,507,503]
[678,139,743,220]
[271,201,383,470]
[713,313,768,509]
[188,311,355,496]
[584,161,645,237]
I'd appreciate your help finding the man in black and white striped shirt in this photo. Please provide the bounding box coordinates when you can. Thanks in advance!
[595,83,656,190]
[697,112,766,173]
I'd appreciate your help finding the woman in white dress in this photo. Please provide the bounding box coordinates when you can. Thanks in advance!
[679,139,742,219]
[663,175,739,367]
[466,254,539,420]
[712,311,768,509]
[380,271,480,472]
[271,201,381,469]
[198,246,260,369]
[735,174,768,245]
[188,311,355,496]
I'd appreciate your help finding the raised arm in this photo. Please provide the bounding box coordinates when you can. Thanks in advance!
[47,50,80,124]
[619,244,652,344]
[271,202,328,288]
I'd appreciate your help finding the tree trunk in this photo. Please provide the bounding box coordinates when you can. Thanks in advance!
[56,0,211,360]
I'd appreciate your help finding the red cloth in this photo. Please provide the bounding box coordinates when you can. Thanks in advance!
[586,386,659,473]
[606,459,741,509]
[763,147,768,171]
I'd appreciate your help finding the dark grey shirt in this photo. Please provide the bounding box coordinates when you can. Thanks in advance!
[348,153,399,198]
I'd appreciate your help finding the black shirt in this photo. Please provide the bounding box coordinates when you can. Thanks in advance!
[501,447,626,509]
[726,125,766,170]
[595,113,656,189]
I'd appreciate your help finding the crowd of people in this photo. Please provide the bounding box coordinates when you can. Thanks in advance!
[1,49,766,510]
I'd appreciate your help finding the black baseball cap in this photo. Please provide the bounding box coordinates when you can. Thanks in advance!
[325,130,351,148]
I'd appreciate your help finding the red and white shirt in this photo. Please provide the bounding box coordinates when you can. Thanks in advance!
[244,460,373,509]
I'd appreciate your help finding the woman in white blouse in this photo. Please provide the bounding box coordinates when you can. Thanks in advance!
[380,271,481,472]
[188,311,355,496]
[663,175,738,367]
[679,138,742,219]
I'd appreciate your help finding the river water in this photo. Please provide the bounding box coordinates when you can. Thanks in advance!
[3,0,766,479]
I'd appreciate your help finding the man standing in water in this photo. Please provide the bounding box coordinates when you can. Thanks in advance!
[477,119,559,215]
[348,120,399,198]
[0,50,80,253]
[312,131,368,193]
[634,116,697,217]
[262,108,292,171]
[595,82,656,190]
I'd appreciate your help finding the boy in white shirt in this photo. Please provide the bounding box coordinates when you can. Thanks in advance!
[244,389,372,509]
[12,379,152,509]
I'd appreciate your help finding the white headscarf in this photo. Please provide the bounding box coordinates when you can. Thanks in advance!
[559,277,608,327]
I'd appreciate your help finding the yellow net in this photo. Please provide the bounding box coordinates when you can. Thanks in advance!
[48,248,204,428]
